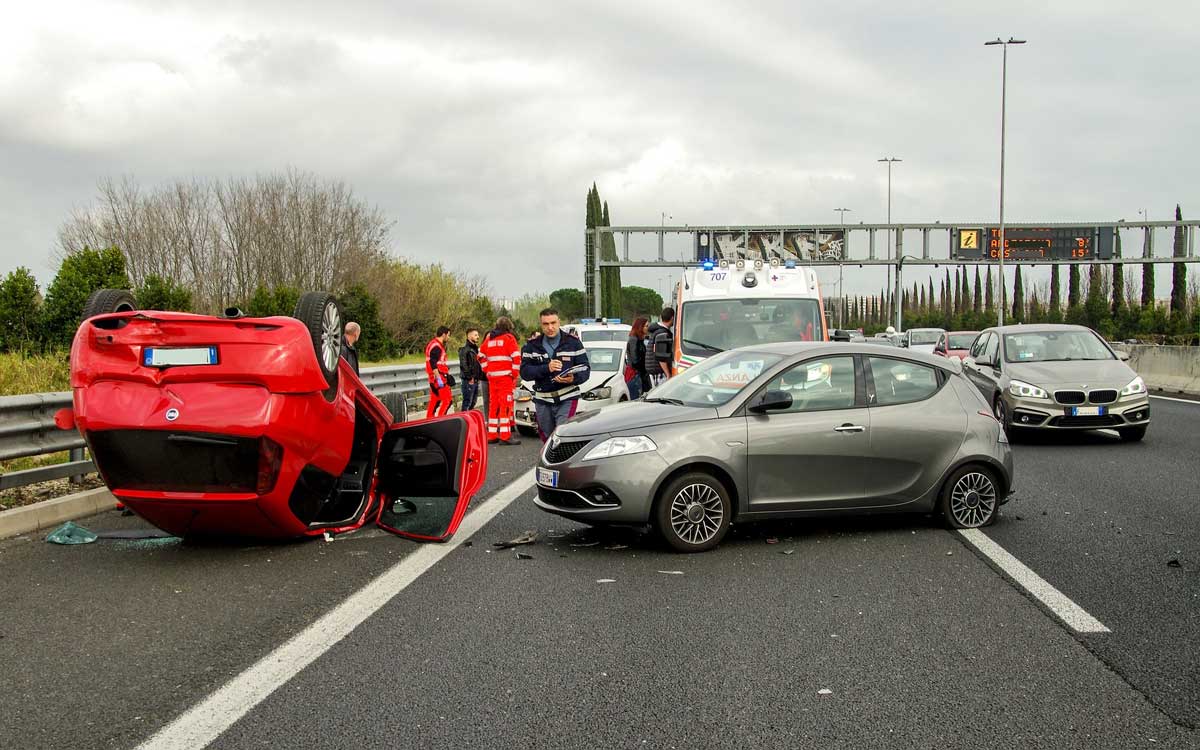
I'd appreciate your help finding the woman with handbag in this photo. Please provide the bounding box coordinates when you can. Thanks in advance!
[624,317,650,400]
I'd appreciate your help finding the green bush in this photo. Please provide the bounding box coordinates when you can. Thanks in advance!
[40,247,130,350]
[0,267,42,353]
[136,275,193,312]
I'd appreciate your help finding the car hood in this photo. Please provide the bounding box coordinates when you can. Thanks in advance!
[580,370,621,393]
[556,400,716,437]
[1006,359,1135,388]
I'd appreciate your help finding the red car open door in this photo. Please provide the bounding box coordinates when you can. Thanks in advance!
[374,410,488,541]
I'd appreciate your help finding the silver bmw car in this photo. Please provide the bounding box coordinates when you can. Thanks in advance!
[534,343,1013,552]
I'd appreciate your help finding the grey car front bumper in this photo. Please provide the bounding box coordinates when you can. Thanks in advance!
[533,439,668,525]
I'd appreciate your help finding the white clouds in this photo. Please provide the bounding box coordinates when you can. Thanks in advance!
[0,0,1197,300]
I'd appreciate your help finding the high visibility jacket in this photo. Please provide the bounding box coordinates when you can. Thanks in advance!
[425,337,450,384]
[480,329,521,381]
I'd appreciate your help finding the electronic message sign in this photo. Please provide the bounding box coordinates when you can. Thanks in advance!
[954,226,1114,261]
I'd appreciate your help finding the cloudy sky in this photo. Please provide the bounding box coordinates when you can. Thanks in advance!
[3,0,1197,305]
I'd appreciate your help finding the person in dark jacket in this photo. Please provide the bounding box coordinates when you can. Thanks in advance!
[340,322,361,375]
[458,327,484,411]
[625,317,649,399]
[644,307,675,387]
[520,308,589,442]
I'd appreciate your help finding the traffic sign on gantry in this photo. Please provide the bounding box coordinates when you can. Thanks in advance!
[953,226,1116,261]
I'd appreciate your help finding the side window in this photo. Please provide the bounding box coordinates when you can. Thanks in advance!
[761,356,856,412]
[868,357,941,406]
[982,333,1000,363]
[969,332,988,358]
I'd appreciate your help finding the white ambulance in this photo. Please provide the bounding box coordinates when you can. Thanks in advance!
[669,258,828,374]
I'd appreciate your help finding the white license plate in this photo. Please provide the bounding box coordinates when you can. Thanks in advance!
[536,467,559,488]
[144,346,218,367]
[1070,406,1104,416]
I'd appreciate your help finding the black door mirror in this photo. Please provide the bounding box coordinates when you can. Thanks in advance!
[749,389,793,414]
[831,329,851,342]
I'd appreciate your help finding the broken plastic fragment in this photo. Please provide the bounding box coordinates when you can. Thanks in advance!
[570,541,599,547]
[515,552,533,560]
[780,549,795,555]
[817,688,833,696]
[766,537,779,544]
[657,570,684,575]
[45,522,98,545]
[1167,559,1182,568]
[323,532,334,542]
[596,578,616,583]
[495,530,538,549]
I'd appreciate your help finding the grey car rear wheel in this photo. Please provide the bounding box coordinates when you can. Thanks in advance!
[654,472,731,553]
[939,465,999,529]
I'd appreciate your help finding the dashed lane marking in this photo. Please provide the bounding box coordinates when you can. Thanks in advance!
[136,470,537,750]
[958,528,1111,634]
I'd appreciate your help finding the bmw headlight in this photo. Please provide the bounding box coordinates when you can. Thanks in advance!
[1008,379,1048,399]
[581,435,657,461]
[582,386,612,401]
[1120,376,1146,397]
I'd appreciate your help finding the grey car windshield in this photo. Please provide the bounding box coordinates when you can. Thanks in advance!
[680,299,821,356]
[948,333,977,349]
[649,350,784,407]
[1004,330,1114,363]
[908,330,942,345]
[586,347,621,372]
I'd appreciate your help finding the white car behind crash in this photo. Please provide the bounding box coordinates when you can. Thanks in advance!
[514,340,631,436]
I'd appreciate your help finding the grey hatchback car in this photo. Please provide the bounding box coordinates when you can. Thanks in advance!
[534,343,1013,552]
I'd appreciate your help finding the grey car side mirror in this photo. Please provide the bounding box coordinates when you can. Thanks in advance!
[750,390,793,414]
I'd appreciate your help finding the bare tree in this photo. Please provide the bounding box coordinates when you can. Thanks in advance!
[57,170,391,312]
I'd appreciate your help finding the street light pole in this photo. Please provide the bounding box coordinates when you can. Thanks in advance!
[834,207,851,328]
[877,158,901,326]
[986,36,1026,327]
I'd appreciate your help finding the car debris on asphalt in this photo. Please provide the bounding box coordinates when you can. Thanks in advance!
[494,530,538,549]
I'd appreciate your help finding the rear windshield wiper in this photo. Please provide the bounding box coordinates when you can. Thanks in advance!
[644,397,687,406]
[682,338,723,353]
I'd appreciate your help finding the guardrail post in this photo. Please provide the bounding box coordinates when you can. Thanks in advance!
[69,447,85,484]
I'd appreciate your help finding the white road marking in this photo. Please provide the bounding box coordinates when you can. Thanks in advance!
[136,470,536,750]
[957,528,1110,634]
[1150,394,1200,405]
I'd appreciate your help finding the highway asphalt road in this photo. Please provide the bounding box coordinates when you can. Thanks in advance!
[2,397,1197,749]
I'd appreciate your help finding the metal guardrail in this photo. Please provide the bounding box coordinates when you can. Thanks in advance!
[0,362,462,492]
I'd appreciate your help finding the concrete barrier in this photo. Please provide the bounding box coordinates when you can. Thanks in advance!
[0,487,116,540]
[1125,345,1200,396]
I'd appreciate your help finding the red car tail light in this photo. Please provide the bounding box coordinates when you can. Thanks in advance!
[256,437,283,495]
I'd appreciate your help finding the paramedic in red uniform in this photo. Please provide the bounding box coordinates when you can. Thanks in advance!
[424,326,454,418]
[479,316,522,445]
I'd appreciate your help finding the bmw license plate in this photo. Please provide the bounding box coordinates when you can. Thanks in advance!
[144,346,218,367]
[1069,406,1104,416]
[536,467,559,488]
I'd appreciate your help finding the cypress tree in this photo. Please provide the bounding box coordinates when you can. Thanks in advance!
[1049,265,1062,313]
[1068,265,1081,308]
[973,267,983,314]
[953,270,961,316]
[1141,222,1155,308]
[919,285,926,314]
[1171,204,1188,319]
[985,266,995,312]
[1112,229,1124,317]
[600,200,622,318]
[1012,265,1024,322]
[960,266,971,314]
[944,269,953,320]
[928,278,935,316]
[585,185,598,313]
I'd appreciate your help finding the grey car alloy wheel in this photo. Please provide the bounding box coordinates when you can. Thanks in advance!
[670,483,724,546]
[948,471,997,528]
[321,301,342,373]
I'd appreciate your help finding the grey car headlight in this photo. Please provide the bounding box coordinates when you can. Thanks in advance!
[1008,379,1048,399]
[582,386,612,401]
[582,435,656,461]
[1120,376,1146,397]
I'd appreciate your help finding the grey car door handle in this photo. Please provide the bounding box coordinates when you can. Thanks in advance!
[834,424,865,433]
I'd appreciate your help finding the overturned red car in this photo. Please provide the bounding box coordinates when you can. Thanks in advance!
[58,289,487,541]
